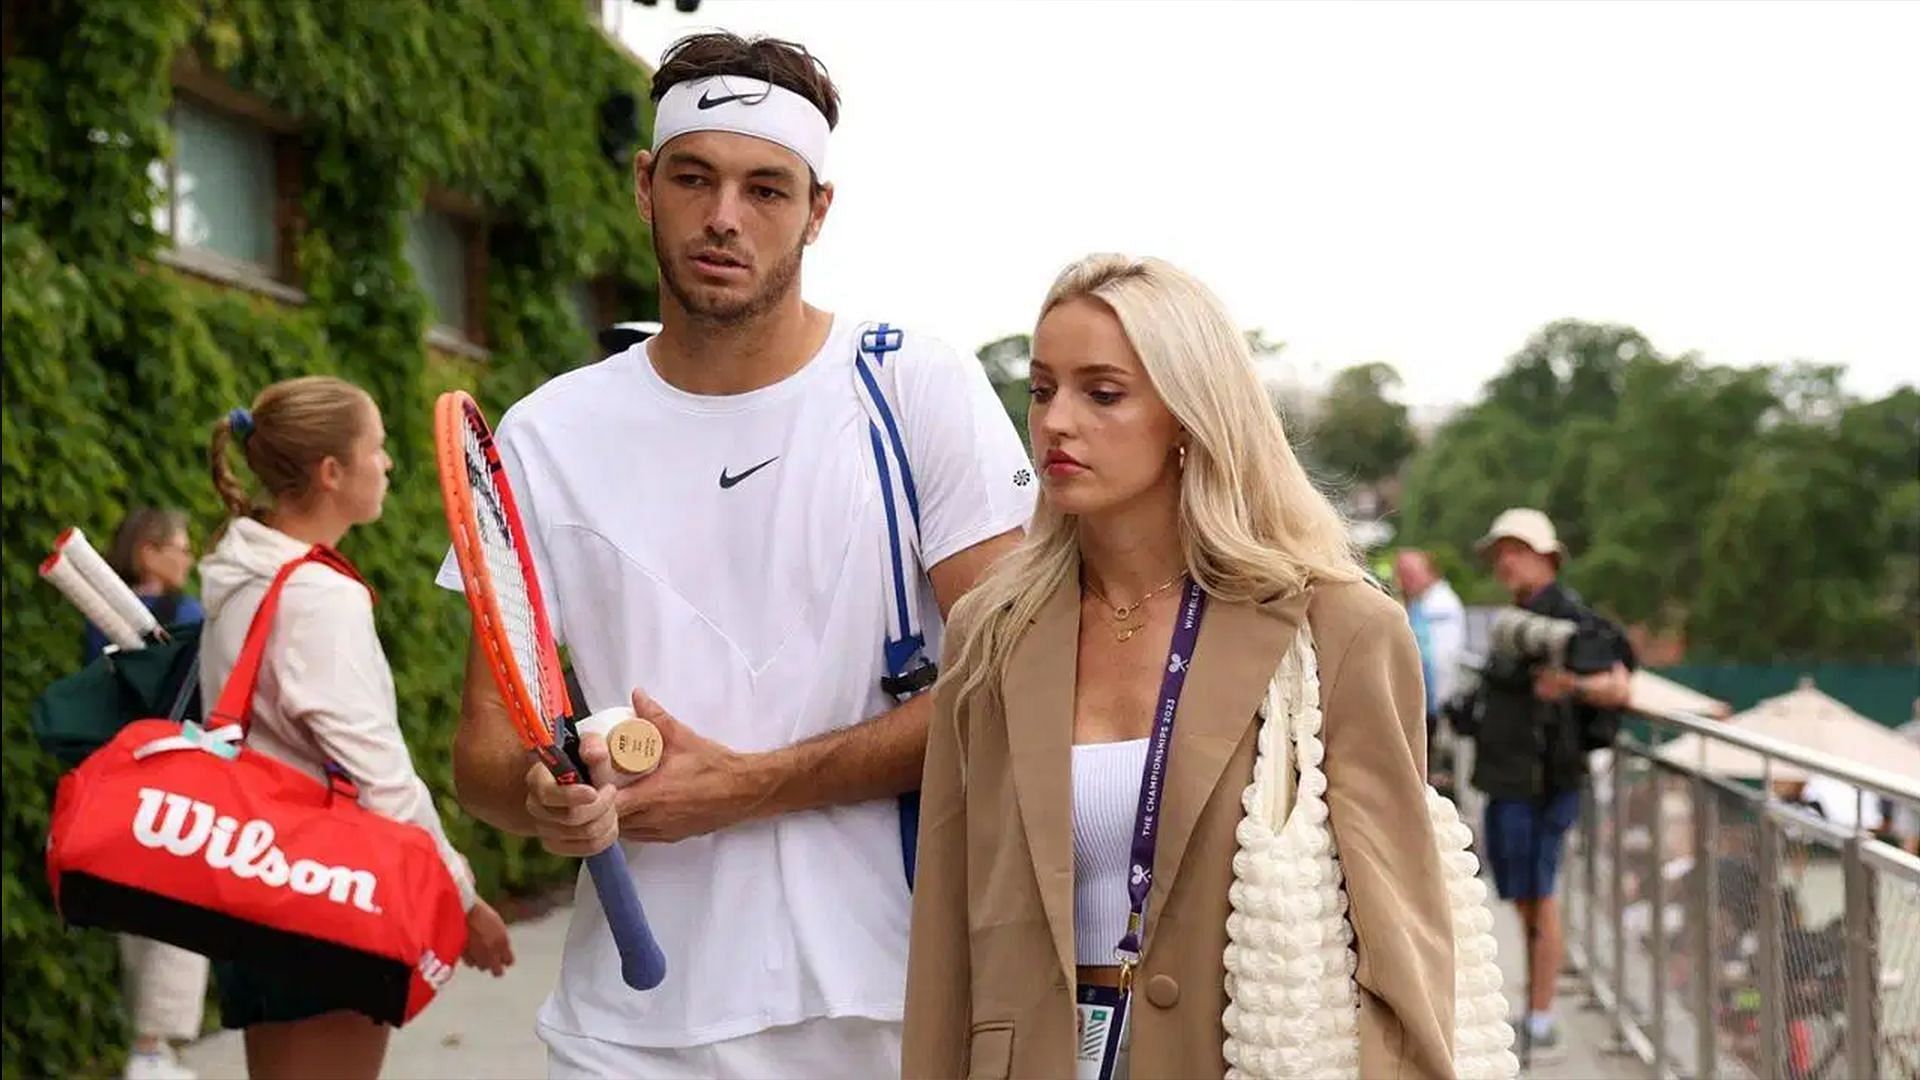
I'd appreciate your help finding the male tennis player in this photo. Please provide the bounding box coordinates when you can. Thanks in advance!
[438,32,1030,1077]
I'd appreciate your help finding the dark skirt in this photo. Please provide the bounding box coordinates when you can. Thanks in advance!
[213,956,376,1029]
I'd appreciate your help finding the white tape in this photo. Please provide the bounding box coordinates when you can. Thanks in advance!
[58,527,160,638]
[41,550,143,651]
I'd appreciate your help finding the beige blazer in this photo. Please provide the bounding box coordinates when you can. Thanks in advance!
[902,577,1455,1079]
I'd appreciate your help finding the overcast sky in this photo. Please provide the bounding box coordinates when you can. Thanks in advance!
[617,0,1918,410]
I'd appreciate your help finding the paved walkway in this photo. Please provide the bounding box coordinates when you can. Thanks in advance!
[184,901,1646,1078]
[1491,904,1651,1080]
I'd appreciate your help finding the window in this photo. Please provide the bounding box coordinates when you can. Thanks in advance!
[406,197,488,353]
[150,60,303,303]
[406,210,471,333]
[153,98,281,270]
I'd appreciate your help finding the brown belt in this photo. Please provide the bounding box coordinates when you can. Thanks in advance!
[1077,965,1125,989]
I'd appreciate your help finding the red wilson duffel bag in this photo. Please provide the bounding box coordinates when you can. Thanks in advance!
[46,546,468,1026]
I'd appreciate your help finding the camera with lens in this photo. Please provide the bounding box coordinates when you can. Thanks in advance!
[1446,607,1627,715]
[1485,607,1624,676]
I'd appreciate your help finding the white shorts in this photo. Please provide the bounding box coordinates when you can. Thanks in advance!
[117,933,209,1040]
[543,1016,901,1080]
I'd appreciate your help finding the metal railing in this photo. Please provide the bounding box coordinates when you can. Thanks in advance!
[1517,707,1920,1080]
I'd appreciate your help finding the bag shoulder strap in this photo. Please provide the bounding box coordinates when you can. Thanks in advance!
[854,320,937,700]
[1260,670,1296,827]
[1258,628,1314,827]
[855,321,939,887]
[206,546,368,736]
[165,637,203,724]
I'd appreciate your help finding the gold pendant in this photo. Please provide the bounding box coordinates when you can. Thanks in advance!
[1115,622,1144,642]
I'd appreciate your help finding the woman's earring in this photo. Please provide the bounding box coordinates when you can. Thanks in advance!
[1178,444,1188,469]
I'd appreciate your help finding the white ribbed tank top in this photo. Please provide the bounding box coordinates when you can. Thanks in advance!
[1071,738,1148,966]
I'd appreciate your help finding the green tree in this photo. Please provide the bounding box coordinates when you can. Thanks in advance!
[1689,372,1916,659]
[1402,319,1648,563]
[976,333,1032,451]
[1692,421,1907,660]
[1309,362,1417,486]
[1394,315,1914,662]
[1840,387,1920,649]
[1837,385,1920,486]
[1398,405,1552,561]
[1577,357,1776,629]
[1484,318,1642,430]
[1767,360,1852,427]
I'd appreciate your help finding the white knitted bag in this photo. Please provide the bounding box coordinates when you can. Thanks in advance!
[1222,625,1519,1080]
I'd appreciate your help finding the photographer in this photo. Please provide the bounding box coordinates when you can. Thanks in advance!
[1449,508,1635,1055]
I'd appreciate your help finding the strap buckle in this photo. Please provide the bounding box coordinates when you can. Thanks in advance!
[880,660,938,701]
[860,323,904,360]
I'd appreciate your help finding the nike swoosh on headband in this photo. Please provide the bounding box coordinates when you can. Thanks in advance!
[698,88,769,110]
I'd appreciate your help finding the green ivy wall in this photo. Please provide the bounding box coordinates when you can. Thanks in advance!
[2,3,658,1073]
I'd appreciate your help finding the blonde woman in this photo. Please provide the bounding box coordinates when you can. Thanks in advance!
[902,256,1454,1079]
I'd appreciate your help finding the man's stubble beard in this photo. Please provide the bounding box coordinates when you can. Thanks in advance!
[655,226,806,328]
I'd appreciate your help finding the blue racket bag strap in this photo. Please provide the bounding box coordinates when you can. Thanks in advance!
[855,321,937,886]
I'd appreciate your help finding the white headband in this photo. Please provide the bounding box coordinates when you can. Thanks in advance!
[651,75,830,181]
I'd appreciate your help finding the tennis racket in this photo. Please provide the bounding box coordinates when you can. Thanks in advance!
[434,390,666,992]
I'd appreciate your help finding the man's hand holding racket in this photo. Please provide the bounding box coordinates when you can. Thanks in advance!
[523,734,621,856]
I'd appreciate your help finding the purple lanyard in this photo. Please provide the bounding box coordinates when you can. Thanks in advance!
[1114,577,1207,970]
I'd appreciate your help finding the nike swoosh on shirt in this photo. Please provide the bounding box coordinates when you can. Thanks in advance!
[718,457,779,489]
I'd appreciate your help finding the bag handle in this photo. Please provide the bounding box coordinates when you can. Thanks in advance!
[205,545,368,736]
[1257,627,1327,829]
[1272,679,1296,826]
[1258,657,1297,828]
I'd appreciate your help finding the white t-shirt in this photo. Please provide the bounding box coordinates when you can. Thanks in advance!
[1413,580,1467,705]
[436,315,1032,1047]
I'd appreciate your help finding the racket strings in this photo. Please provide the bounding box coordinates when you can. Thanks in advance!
[462,420,557,733]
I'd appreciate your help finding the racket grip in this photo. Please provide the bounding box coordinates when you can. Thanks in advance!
[584,846,666,991]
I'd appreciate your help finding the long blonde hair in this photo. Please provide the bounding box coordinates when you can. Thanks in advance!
[940,254,1362,709]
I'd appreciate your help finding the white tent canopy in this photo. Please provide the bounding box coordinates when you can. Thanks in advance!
[1630,669,1731,719]
[1656,677,1920,781]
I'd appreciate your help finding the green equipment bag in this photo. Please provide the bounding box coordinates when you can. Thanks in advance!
[31,623,203,768]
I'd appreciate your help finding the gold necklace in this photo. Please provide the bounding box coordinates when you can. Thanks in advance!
[1084,571,1185,642]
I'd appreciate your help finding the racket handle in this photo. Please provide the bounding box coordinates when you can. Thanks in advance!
[584,846,666,991]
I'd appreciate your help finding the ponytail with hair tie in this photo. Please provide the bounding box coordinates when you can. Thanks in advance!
[227,407,255,443]
[210,405,259,527]
[208,376,377,534]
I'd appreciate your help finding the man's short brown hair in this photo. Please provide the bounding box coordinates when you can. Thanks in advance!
[650,32,840,130]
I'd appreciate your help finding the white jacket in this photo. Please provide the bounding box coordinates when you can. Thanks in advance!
[198,517,477,911]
